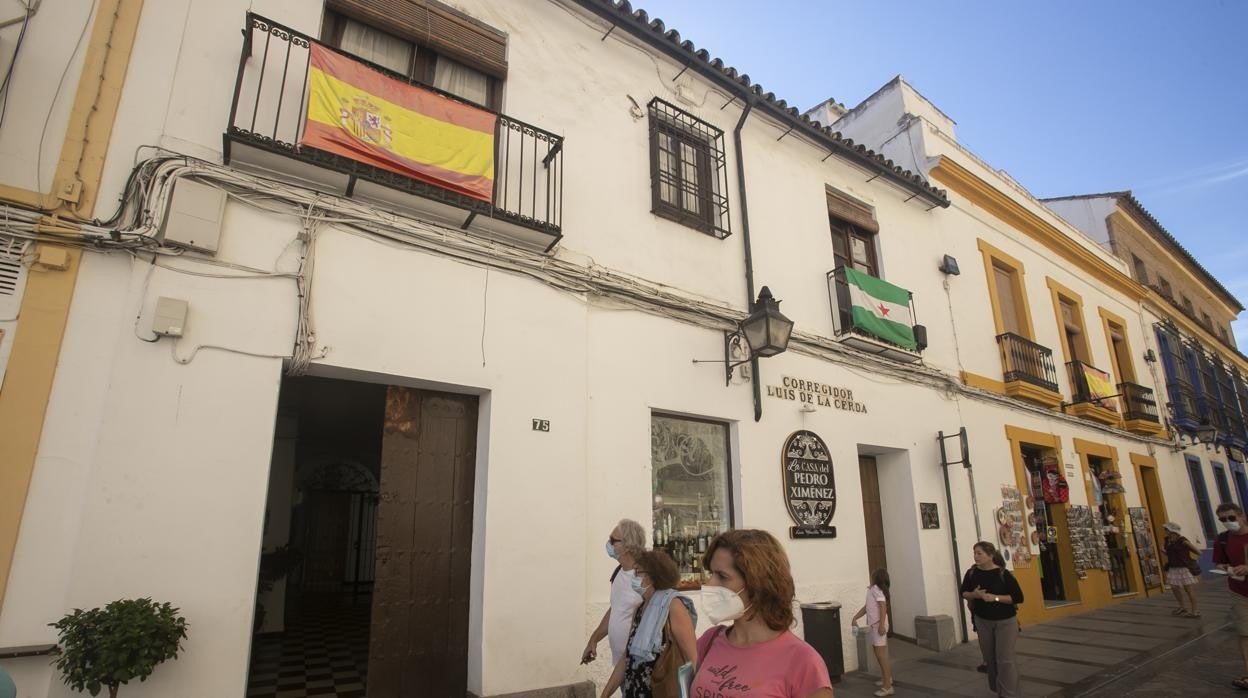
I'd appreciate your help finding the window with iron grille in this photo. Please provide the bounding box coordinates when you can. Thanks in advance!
[647,98,730,238]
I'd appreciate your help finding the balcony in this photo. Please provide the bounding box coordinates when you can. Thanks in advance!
[1064,360,1122,426]
[996,332,1061,408]
[826,267,924,364]
[224,14,564,252]
[1119,382,1165,436]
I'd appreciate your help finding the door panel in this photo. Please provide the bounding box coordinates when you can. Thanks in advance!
[859,456,886,575]
[369,388,477,697]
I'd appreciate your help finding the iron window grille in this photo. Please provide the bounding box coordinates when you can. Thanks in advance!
[647,98,730,239]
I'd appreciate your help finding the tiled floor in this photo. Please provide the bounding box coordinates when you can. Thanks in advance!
[247,599,371,697]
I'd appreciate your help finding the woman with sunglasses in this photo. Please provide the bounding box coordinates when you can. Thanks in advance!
[600,550,696,698]
[690,529,833,698]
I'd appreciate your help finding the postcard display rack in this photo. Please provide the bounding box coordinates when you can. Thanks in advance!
[996,485,1033,567]
[1067,505,1111,578]
[1129,507,1162,588]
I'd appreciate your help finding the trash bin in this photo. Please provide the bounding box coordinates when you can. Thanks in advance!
[800,601,843,681]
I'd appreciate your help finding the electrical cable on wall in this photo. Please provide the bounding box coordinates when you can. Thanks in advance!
[0,156,1176,445]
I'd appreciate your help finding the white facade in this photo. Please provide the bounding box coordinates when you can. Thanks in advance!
[0,2,1230,697]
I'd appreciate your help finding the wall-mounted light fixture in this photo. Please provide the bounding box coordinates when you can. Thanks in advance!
[938,254,960,276]
[695,286,794,385]
[1194,421,1218,445]
[1143,349,1157,363]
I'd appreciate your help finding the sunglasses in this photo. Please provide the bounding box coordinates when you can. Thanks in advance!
[1219,516,1240,523]
[608,537,623,545]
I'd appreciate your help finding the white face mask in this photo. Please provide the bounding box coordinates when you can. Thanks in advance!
[1226,520,1242,533]
[704,585,749,624]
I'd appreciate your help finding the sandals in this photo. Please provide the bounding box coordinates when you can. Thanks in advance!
[1231,676,1248,690]
[1183,610,1202,618]
[1171,607,1187,616]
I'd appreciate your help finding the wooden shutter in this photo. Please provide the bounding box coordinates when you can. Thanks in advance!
[826,187,878,233]
[327,0,507,78]
[994,265,1022,335]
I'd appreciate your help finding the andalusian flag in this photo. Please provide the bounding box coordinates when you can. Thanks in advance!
[842,266,916,350]
[302,43,497,202]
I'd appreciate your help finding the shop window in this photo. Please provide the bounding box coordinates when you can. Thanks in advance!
[322,2,506,110]
[647,98,730,238]
[1186,456,1216,541]
[651,413,733,587]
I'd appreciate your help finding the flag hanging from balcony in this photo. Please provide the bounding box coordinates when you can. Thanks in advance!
[302,43,497,202]
[842,266,916,350]
[1080,363,1119,411]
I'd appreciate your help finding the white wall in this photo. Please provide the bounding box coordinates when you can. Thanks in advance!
[4,1,1207,696]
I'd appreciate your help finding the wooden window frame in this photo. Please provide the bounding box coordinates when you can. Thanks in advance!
[829,217,879,278]
[1046,277,1092,366]
[321,8,504,111]
[978,239,1035,339]
[646,98,731,238]
[1131,254,1149,284]
[1099,308,1137,383]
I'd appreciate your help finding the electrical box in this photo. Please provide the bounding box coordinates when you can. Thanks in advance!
[152,297,189,337]
[160,178,226,254]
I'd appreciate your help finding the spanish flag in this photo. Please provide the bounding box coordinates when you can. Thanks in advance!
[302,43,497,202]
[1081,363,1119,412]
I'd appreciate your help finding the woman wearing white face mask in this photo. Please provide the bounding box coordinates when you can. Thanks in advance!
[600,550,697,697]
[690,529,833,698]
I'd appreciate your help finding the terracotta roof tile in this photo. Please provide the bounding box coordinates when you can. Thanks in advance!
[573,0,950,208]
[1043,191,1243,313]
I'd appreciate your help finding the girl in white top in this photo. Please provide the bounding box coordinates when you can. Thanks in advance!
[852,568,893,697]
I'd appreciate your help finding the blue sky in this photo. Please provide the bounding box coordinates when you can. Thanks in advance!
[633,0,1248,345]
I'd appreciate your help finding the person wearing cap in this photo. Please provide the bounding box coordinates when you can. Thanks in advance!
[1161,521,1202,617]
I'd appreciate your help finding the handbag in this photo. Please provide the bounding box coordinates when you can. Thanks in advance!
[1186,557,1202,576]
[650,619,688,698]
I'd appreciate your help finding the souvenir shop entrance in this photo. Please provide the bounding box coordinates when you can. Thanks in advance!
[1088,455,1132,595]
[1021,446,1074,604]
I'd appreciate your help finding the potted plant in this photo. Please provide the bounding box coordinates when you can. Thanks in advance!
[50,598,188,697]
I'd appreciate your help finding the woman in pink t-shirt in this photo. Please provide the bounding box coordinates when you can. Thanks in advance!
[690,529,833,698]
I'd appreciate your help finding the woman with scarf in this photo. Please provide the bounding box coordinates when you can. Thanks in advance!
[601,550,697,698]
[691,529,833,698]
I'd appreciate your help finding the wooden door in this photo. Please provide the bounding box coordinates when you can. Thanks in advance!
[368,388,478,697]
[859,456,886,574]
[1138,465,1168,591]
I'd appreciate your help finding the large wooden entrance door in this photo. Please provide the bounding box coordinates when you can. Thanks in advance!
[859,456,886,574]
[368,388,478,697]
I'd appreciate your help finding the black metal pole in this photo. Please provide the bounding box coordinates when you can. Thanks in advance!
[939,431,969,644]
[732,97,762,422]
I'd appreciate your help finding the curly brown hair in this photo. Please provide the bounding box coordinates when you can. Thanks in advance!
[702,529,795,630]
[635,549,680,591]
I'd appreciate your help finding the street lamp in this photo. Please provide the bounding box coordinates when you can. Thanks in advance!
[722,286,794,385]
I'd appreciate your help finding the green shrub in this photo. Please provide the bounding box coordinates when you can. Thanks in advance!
[50,598,188,697]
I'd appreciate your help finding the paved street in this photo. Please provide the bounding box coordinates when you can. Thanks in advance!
[835,580,1244,696]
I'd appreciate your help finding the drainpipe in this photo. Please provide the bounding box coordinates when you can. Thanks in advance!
[732,96,762,422]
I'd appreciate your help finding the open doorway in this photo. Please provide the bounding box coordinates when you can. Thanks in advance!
[1087,455,1132,595]
[247,376,479,697]
[1021,446,1078,606]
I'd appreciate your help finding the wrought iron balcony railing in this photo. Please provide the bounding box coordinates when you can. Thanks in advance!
[224,13,563,247]
[826,266,924,363]
[996,332,1059,393]
[1118,382,1160,423]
